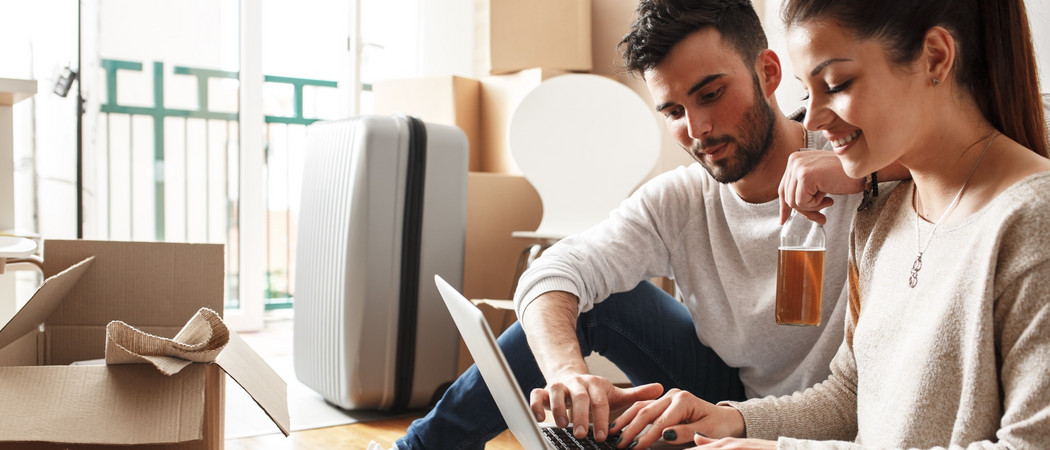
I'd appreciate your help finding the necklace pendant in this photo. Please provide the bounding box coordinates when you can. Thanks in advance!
[907,133,1000,291]
[909,253,923,288]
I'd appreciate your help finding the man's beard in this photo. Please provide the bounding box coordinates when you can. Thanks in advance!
[691,77,777,184]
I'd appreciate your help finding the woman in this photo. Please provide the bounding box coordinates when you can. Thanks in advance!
[606,0,1050,448]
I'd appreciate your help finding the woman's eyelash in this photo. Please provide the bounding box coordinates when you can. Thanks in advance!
[827,80,852,94]
[800,80,852,102]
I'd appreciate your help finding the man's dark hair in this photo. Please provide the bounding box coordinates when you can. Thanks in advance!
[619,0,768,76]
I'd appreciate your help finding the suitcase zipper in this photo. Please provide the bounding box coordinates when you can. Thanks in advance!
[392,115,427,411]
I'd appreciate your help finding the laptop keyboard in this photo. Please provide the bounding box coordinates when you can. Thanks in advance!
[542,426,617,449]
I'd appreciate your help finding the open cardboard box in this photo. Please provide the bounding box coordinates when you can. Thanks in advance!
[0,239,289,449]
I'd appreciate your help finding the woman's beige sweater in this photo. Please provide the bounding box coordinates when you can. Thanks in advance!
[729,173,1050,449]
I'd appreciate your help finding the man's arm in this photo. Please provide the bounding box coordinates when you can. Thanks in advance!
[778,150,909,224]
[520,291,589,385]
[511,170,692,440]
[520,290,663,442]
[520,290,591,429]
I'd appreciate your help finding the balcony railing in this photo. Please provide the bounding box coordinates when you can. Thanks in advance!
[97,58,338,311]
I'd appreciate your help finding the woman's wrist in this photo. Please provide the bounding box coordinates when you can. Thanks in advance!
[727,405,747,438]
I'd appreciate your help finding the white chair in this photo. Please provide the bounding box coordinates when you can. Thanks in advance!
[507,74,661,385]
[507,74,661,291]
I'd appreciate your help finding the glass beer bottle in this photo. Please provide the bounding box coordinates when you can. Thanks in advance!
[776,212,825,326]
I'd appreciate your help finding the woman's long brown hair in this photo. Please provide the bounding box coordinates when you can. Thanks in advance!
[782,0,1047,157]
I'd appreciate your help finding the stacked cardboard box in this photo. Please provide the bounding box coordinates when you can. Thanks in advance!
[474,0,591,173]
[372,0,593,313]
[474,0,592,76]
[374,1,590,175]
[371,76,482,171]
[457,173,541,373]
[372,1,643,384]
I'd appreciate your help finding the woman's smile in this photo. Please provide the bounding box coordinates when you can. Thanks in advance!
[828,129,862,154]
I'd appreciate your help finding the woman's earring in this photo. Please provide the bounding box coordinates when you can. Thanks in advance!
[932,78,941,86]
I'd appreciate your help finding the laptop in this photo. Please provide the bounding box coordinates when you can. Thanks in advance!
[434,275,687,450]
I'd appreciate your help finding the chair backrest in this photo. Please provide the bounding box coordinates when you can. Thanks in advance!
[508,74,660,241]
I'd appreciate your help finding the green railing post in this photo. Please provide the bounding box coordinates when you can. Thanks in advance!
[100,59,167,239]
[101,59,142,106]
[152,61,166,240]
[172,66,240,114]
[263,75,338,125]
[100,58,338,310]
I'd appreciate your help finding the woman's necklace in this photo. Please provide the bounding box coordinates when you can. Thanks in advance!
[908,132,1000,288]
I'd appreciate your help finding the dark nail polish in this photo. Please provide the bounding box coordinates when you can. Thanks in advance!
[609,422,616,430]
[628,440,638,449]
[663,429,677,441]
[695,431,708,438]
[610,434,622,446]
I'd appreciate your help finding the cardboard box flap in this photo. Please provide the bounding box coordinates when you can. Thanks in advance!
[42,240,224,329]
[0,256,93,352]
[472,299,519,336]
[0,364,208,445]
[104,307,291,436]
[216,330,291,436]
[473,298,514,309]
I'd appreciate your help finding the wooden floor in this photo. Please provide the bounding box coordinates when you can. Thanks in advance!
[226,414,524,449]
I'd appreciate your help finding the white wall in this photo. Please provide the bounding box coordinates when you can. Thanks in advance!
[419,0,475,77]
[1030,1,1050,92]
[359,0,474,80]
[760,1,801,114]
[0,0,79,239]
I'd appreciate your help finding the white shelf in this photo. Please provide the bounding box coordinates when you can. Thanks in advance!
[0,236,36,259]
[0,78,37,106]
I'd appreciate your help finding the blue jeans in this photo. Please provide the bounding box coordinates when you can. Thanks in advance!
[396,281,745,449]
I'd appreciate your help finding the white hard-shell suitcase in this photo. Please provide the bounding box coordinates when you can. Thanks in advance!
[293,115,468,410]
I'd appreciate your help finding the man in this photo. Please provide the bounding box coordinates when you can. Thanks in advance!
[395,0,887,448]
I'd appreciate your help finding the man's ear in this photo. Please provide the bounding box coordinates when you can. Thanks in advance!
[755,49,783,98]
[923,26,956,85]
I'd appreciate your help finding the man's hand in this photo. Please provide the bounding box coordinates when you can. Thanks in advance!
[778,150,864,225]
[520,291,664,442]
[608,388,746,449]
[530,377,663,441]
